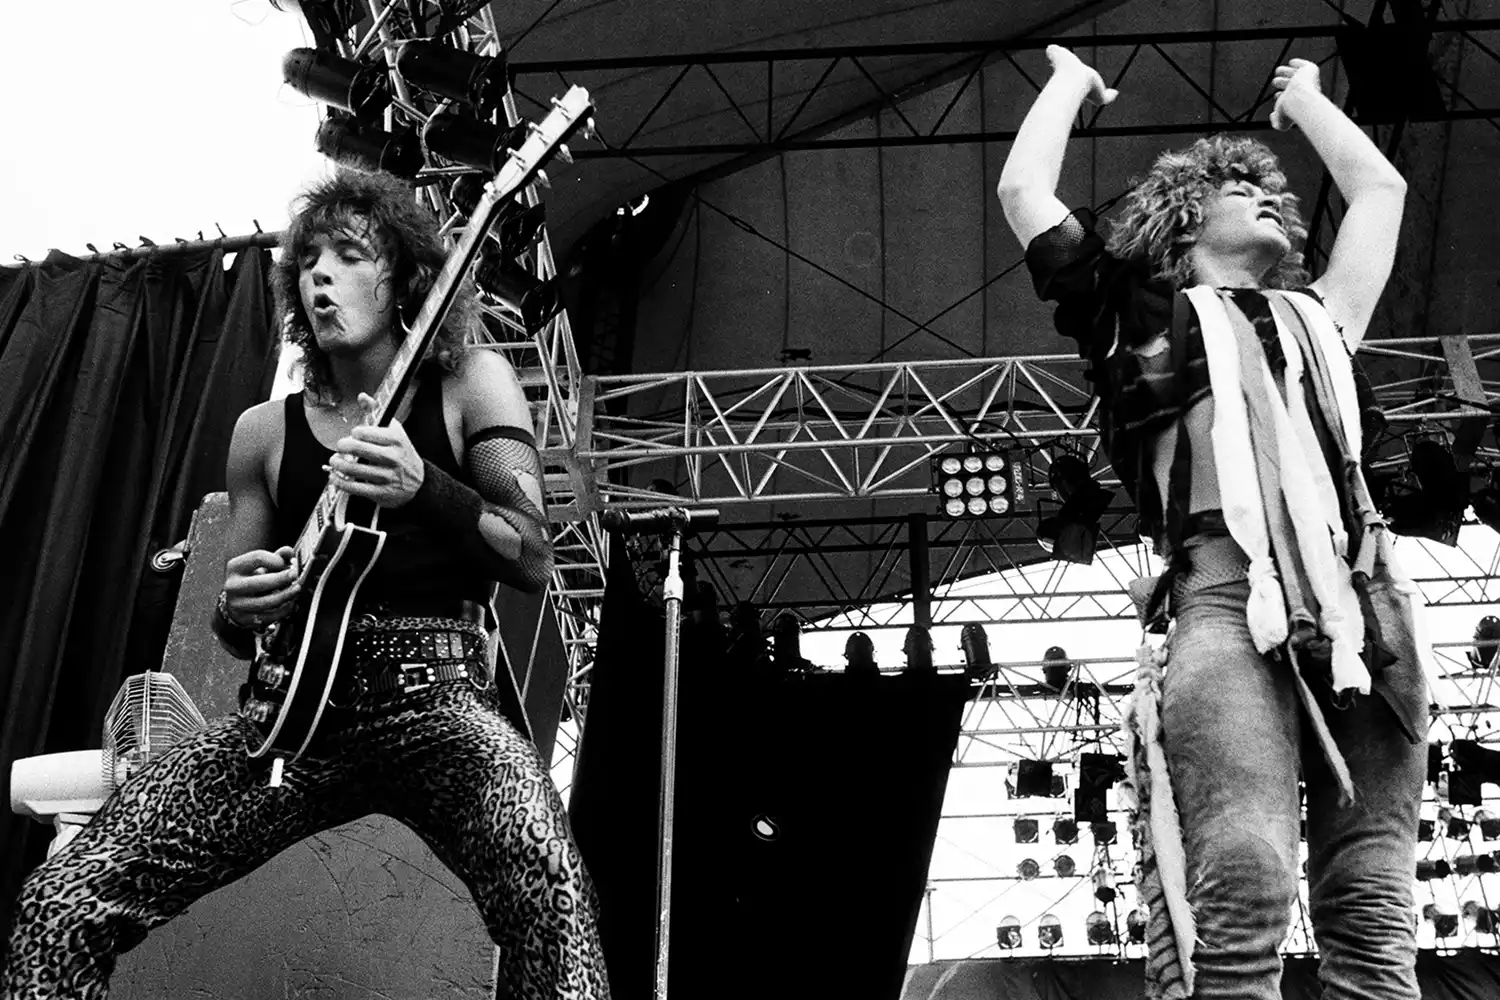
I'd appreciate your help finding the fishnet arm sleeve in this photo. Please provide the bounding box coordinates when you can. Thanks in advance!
[405,426,554,593]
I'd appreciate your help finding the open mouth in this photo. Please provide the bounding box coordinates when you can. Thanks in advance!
[1257,210,1284,229]
[311,293,338,320]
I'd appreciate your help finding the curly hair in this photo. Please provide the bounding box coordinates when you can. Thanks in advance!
[272,168,474,401]
[1106,135,1310,290]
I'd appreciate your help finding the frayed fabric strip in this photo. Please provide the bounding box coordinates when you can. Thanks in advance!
[1123,637,1195,1000]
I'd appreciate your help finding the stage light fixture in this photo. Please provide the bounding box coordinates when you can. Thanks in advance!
[1482,854,1500,874]
[1434,907,1460,938]
[1091,821,1118,845]
[1085,910,1117,946]
[475,249,562,333]
[1041,646,1073,693]
[1093,867,1117,904]
[284,47,391,121]
[932,448,1024,519]
[1450,815,1472,839]
[396,40,508,116]
[1478,810,1500,840]
[771,612,804,674]
[1053,817,1079,845]
[960,623,993,680]
[1416,859,1452,881]
[1013,818,1039,844]
[1038,914,1063,949]
[1126,909,1147,944]
[423,113,529,173]
[1419,819,1436,842]
[1455,854,1480,876]
[1472,616,1500,672]
[1075,752,1125,824]
[315,115,423,179]
[1035,453,1115,565]
[1013,759,1056,799]
[1017,858,1041,880]
[1381,437,1466,546]
[1053,855,1076,878]
[1450,769,1485,807]
[1477,906,1500,934]
[844,632,878,677]
[996,918,1022,950]
[903,625,934,672]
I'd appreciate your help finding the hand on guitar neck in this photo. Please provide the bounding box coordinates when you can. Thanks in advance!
[222,545,302,630]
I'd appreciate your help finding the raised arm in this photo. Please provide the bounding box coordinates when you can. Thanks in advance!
[1273,58,1406,349]
[997,45,1117,248]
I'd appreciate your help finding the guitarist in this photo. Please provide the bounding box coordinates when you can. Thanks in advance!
[3,170,612,999]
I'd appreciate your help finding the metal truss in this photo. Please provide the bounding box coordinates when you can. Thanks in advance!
[561,333,1500,515]
[507,19,1500,160]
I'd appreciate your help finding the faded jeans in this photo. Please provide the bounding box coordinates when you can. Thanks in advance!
[1161,544,1426,1000]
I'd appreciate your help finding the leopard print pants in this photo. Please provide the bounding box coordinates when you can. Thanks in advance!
[2,667,610,998]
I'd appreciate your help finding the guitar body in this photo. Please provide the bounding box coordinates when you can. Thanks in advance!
[249,513,386,760]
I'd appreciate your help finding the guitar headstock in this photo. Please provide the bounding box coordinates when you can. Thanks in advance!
[486,86,594,207]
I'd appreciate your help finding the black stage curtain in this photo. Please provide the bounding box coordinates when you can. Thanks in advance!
[0,248,278,935]
[900,951,1500,999]
[571,535,973,1000]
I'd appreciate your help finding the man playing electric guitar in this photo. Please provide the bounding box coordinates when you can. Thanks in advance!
[3,169,612,999]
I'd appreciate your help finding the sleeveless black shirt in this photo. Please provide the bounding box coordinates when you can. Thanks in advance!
[274,376,493,609]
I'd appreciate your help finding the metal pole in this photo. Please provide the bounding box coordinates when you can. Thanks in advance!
[653,527,685,1000]
[908,512,931,629]
[7,230,285,267]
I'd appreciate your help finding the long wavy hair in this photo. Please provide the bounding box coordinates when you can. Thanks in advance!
[1106,135,1309,290]
[272,169,473,401]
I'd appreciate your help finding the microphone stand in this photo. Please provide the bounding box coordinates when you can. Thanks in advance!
[652,520,685,1000]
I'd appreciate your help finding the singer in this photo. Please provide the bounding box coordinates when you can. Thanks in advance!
[3,170,611,999]
[999,49,1428,1000]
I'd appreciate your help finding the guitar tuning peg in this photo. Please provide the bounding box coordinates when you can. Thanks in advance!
[554,145,574,166]
[582,117,597,141]
[534,169,551,190]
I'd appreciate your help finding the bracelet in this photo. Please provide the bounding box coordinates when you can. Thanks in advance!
[216,589,262,634]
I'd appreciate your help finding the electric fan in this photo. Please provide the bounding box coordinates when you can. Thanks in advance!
[10,671,207,857]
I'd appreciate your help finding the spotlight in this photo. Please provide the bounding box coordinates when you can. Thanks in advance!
[1041,646,1073,693]
[1477,906,1500,935]
[1086,910,1117,946]
[283,47,391,121]
[1416,859,1452,881]
[447,179,548,255]
[903,625,934,672]
[1093,867,1117,904]
[1013,759,1056,799]
[932,448,1025,519]
[960,623,993,680]
[1052,817,1079,845]
[1126,908,1147,944]
[1013,818,1039,844]
[1471,616,1500,672]
[1434,908,1460,938]
[1091,821,1118,845]
[396,41,508,116]
[844,632,878,677]
[1053,855,1076,878]
[1038,914,1063,949]
[1419,819,1436,842]
[1017,858,1041,879]
[423,114,529,174]
[1381,437,1465,546]
[771,612,805,674]
[1450,815,1472,840]
[1076,752,1125,824]
[997,918,1022,950]
[315,115,422,179]
[475,249,562,333]
[1478,810,1500,840]
[1455,854,1480,876]
[1482,854,1499,874]
[1035,454,1115,565]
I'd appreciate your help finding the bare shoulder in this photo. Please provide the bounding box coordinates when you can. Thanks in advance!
[229,399,283,466]
[453,347,531,432]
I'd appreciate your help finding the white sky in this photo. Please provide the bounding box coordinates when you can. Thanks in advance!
[1,2,328,261]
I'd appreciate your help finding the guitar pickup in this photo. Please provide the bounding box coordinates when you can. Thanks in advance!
[398,663,437,693]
